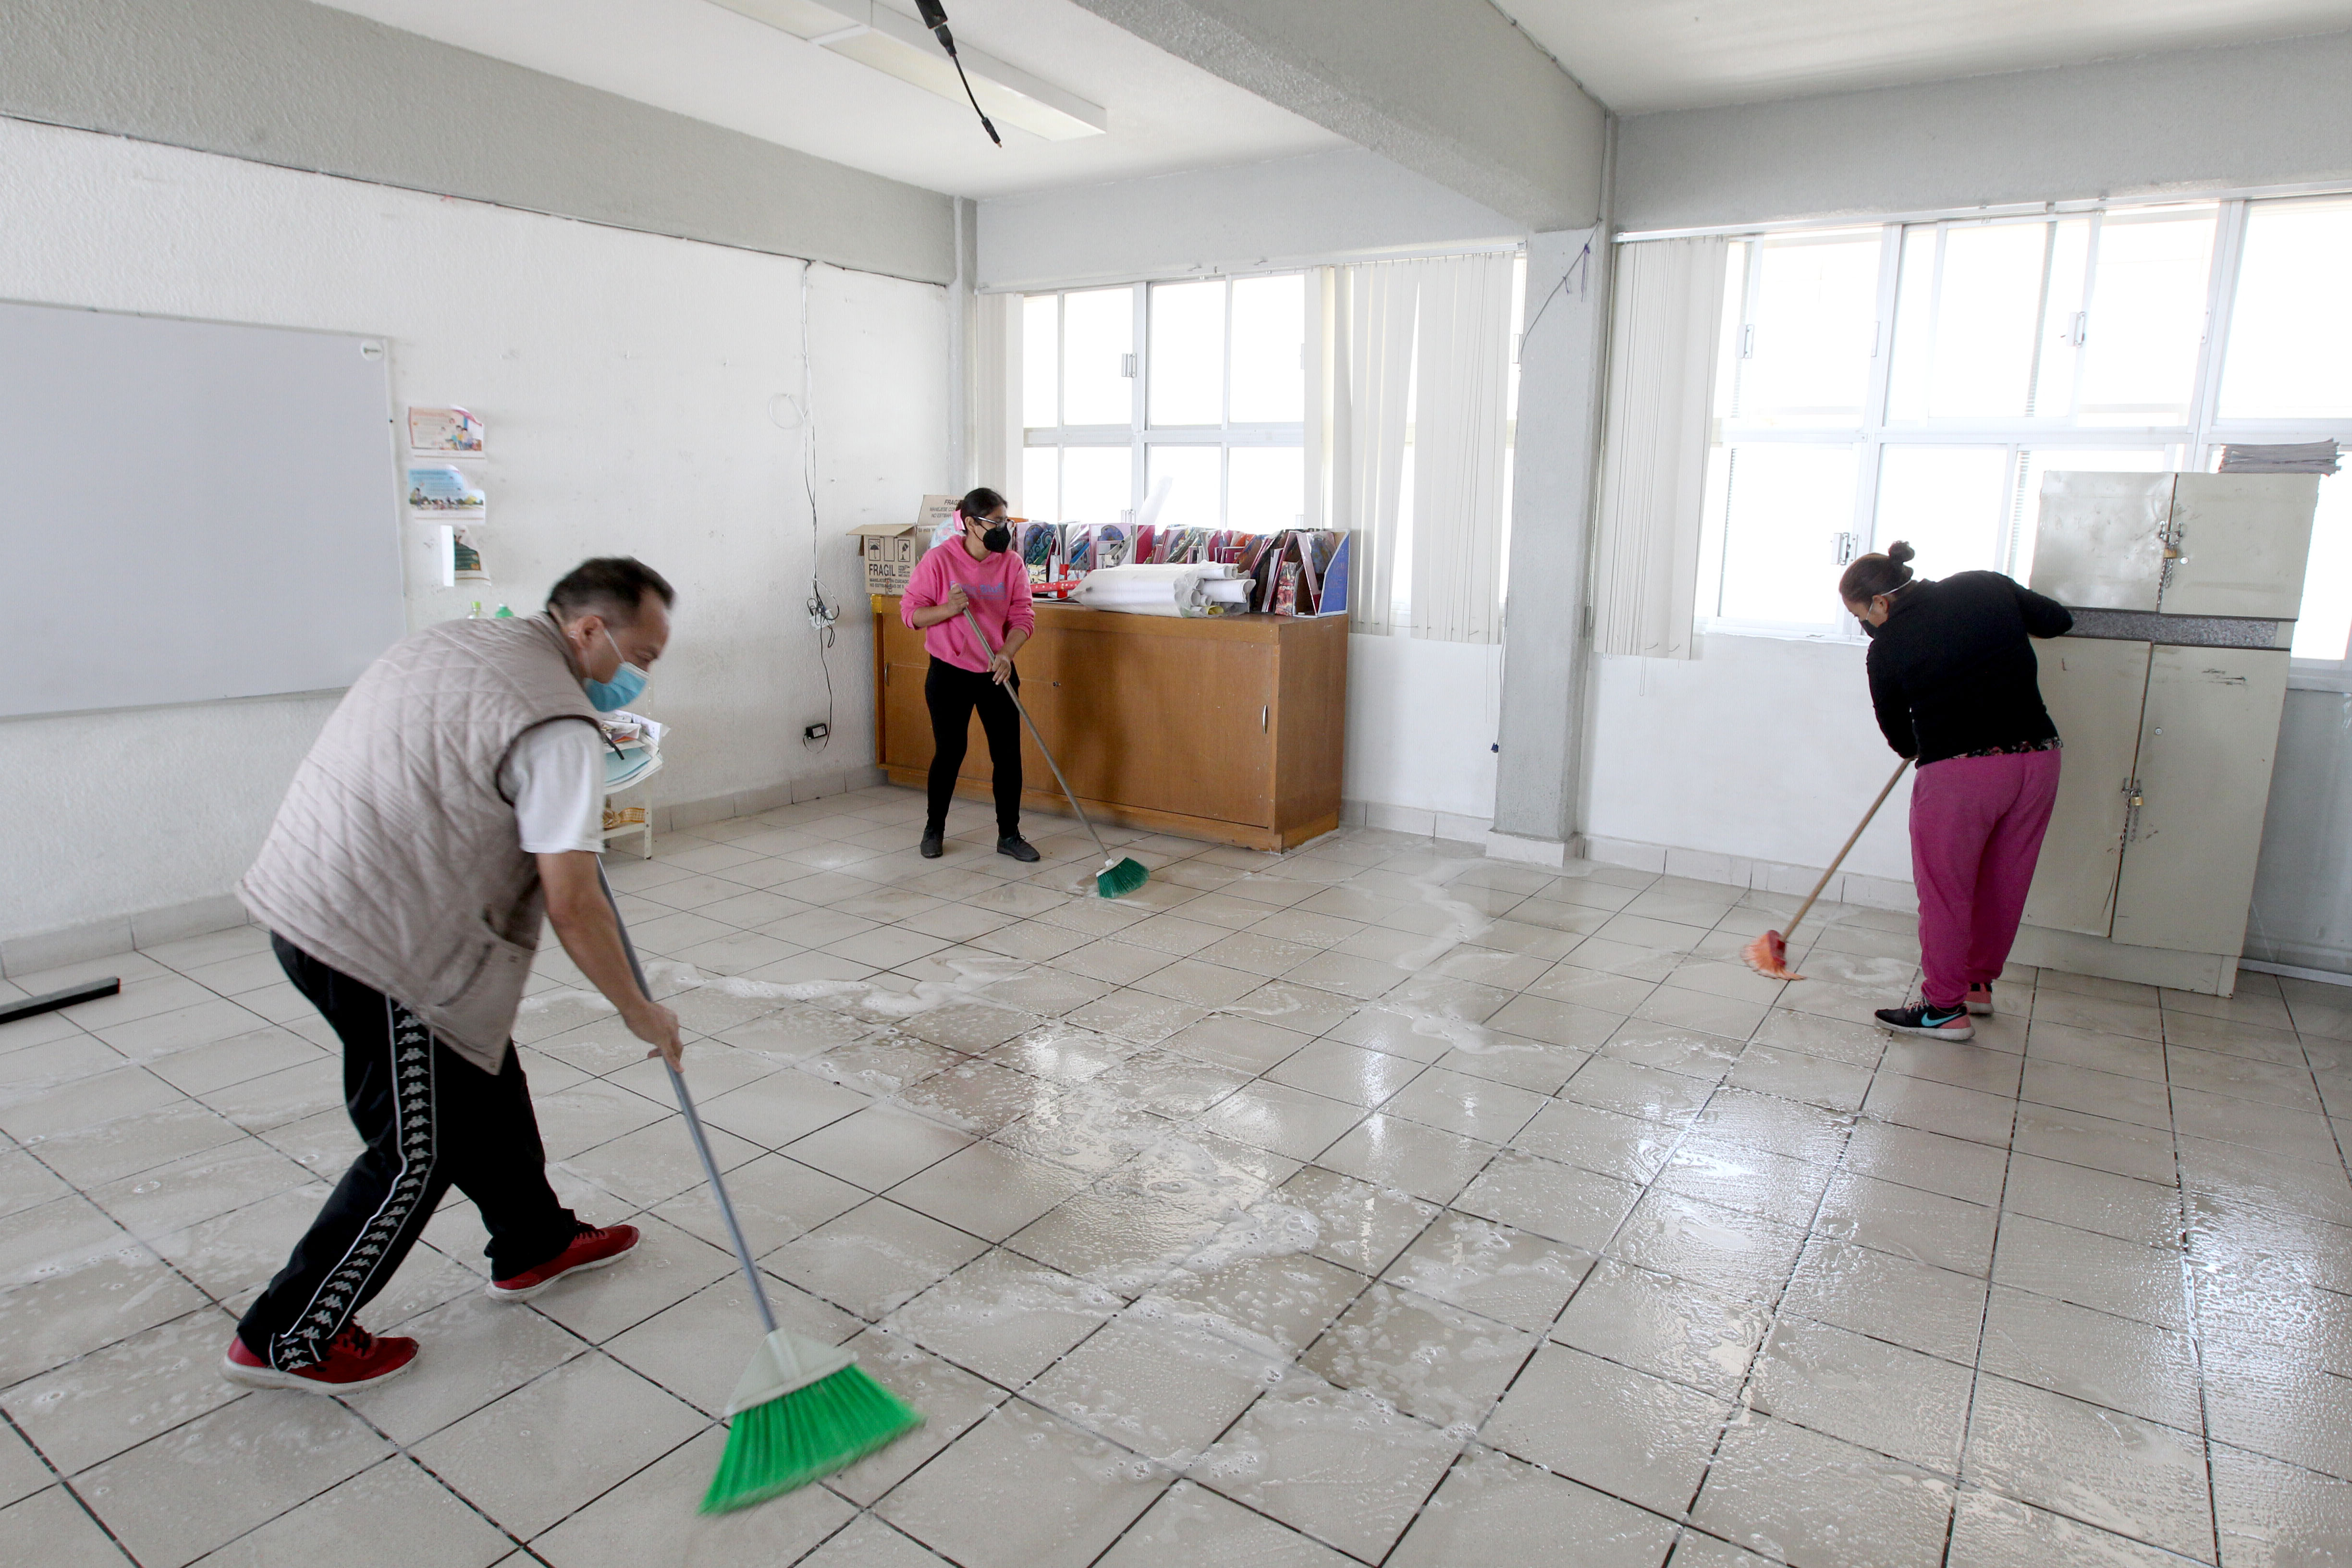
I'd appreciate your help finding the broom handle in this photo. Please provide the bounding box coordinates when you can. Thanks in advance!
[596,862,778,1336]
[961,606,1115,865]
[1781,758,1912,943]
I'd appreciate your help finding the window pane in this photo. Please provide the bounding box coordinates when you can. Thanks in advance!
[1740,231,1881,425]
[1062,287,1134,426]
[1149,281,1224,426]
[2292,468,2352,662]
[1146,444,1220,529]
[2078,209,2216,424]
[1875,446,2011,580]
[2031,218,2091,416]
[1060,445,1132,527]
[2013,447,2171,583]
[1228,446,1304,534]
[2221,198,2352,418]
[1714,444,1859,625]
[1900,222,2049,419]
[1021,295,1058,428]
[1230,275,1306,423]
[1021,445,1059,523]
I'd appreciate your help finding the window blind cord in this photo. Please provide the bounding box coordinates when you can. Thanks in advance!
[1517,239,1592,363]
[801,263,838,751]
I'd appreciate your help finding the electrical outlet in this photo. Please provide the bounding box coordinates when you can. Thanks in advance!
[803,722,829,741]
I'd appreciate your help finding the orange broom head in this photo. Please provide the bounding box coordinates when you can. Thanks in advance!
[1740,929,1802,981]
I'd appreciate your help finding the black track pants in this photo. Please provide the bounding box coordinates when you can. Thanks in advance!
[924,655,1023,837]
[234,935,577,1369]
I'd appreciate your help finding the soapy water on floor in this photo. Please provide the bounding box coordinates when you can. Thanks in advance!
[21,806,2343,1567]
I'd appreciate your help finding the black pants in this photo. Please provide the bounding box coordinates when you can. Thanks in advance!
[925,655,1022,836]
[236,935,577,1368]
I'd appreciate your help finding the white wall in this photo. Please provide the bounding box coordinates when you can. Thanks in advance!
[1343,633,1502,837]
[1615,28,2352,234]
[978,148,1522,291]
[0,117,945,955]
[1584,637,1917,894]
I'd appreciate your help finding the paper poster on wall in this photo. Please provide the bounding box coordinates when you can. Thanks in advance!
[408,406,484,455]
[452,525,490,583]
[407,466,484,512]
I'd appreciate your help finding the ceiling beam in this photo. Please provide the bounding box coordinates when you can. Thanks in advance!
[1063,0,1605,231]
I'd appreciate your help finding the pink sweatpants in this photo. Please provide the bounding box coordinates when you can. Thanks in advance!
[1909,749,2062,1009]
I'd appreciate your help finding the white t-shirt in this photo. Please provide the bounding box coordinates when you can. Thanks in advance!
[499,721,604,855]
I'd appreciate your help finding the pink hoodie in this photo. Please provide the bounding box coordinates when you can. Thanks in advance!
[901,535,1035,673]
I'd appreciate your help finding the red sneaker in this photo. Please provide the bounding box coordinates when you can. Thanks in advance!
[221,1324,417,1393]
[487,1223,641,1301]
[1966,984,1995,1017]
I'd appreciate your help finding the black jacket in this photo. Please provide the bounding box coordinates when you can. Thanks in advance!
[1864,572,2074,765]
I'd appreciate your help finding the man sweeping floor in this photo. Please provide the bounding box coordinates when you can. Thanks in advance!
[223,557,686,1393]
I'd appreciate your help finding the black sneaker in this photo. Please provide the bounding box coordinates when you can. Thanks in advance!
[996,834,1040,863]
[919,829,944,859]
[1873,1001,1975,1041]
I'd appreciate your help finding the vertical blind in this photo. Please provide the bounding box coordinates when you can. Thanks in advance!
[1592,236,1727,660]
[1321,252,1518,642]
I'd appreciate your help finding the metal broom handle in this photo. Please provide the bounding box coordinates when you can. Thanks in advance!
[595,861,777,1336]
[960,605,1115,866]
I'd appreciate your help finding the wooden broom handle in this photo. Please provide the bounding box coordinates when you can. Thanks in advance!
[1781,758,1912,942]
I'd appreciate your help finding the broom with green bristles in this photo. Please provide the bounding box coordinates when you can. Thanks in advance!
[596,864,921,1511]
[961,607,1150,900]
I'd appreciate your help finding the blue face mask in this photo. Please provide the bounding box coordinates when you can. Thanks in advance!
[584,628,649,712]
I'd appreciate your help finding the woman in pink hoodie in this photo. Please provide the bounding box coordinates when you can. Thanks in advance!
[901,487,1039,861]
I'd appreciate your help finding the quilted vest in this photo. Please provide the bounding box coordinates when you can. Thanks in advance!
[241,613,601,1071]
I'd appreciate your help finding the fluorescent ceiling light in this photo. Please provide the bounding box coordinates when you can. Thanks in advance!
[709,0,1106,140]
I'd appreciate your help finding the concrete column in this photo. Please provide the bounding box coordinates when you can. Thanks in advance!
[1487,223,1613,866]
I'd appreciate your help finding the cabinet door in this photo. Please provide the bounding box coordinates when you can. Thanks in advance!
[2161,474,2321,619]
[2031,473,2169,611]
[2023,639,2150,937]
[880,653,935,772]
[1026,626,1275,826]
[2111,646,2290,954]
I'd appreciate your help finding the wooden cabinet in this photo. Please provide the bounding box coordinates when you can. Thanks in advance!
[872,596,1346,850]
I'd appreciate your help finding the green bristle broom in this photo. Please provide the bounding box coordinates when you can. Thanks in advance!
[961,608,1150,900]
[597,865,922,1511]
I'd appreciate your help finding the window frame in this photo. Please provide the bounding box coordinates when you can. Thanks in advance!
[1019,273,1311,534]
[1692,196,2352,681]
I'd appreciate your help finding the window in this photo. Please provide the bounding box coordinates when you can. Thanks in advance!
[1692,196,2352,671]
[1017,275,1309,532]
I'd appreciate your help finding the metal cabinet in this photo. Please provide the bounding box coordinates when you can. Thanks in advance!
[2018,472,2316,992]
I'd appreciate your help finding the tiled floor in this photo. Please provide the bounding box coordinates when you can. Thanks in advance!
[5,784,2352,1567]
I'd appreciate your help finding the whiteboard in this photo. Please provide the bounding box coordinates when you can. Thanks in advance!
[2,299,406,719]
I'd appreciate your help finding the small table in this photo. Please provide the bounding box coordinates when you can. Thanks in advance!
[600,747,662,859]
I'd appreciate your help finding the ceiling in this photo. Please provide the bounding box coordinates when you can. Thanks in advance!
[310,0,1346,198]
[1495,0,2352,113]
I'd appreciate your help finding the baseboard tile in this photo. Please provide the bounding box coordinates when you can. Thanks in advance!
[1581,834,1921,916]
[1345,798,1495,846]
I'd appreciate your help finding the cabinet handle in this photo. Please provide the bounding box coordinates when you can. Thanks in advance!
[1262,705,1269,732]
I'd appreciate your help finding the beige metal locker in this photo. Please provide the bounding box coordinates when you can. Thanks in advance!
[2163,475,2321,618]
[2021,639,2150,937]
[2110,646,2292,953]
[2031,474,2168,611]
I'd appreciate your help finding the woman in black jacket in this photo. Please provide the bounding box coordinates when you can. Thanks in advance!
[1844,541,2074,1041]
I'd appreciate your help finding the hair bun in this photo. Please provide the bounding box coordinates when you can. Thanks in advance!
[1886,540,1915,564]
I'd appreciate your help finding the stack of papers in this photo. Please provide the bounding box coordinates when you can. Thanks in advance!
[2218,441,2340,475]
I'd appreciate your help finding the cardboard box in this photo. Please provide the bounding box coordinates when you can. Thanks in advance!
[850,496,958,596]
[849,521,923,595]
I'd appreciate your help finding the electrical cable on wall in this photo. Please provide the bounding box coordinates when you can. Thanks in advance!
[798,262,839,751]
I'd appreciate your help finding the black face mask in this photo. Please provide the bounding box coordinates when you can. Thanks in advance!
[980,524,1012,553]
